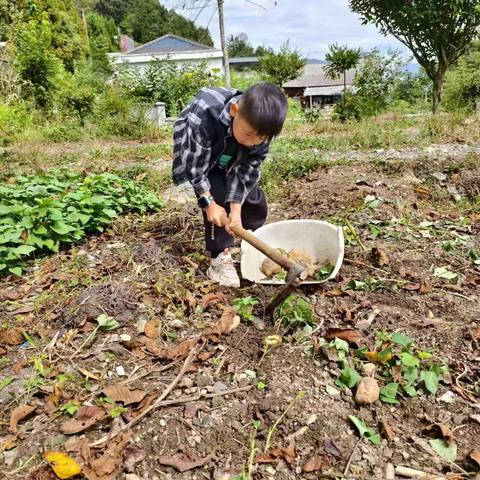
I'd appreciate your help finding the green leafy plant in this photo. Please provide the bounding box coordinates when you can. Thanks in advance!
[348,415,381,445]
[58,400,80,416]
[0,377,13,391]
[0,169,163,275]
[233,296,260,323]
[275,294,314,331]
[433,266,458,280]
[365,331,449,398]
[336,367,361,389]
[315,263,335,280]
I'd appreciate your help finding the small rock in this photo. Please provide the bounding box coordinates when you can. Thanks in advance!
[452,414,465,426]
[252,317,266,330]
[211,396,225,407]
[213,381,228,394]
[3,448,18,466]
[136,318,147,333]
[170,319,184,329]
[438,390,455,404]
[196,373,213,387]
[362,363,376,376]
[265,466,276,475]
[116,365,126,376]
[179,377,194,389]
[205,386,215,393]
[125,475,140,480]
[355,377,380,405]
[305,414,317,425]
[343,387,353,397]
[120,334,132,342]
[159,419,166,427]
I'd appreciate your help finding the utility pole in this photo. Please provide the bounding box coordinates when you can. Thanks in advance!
[81,8,89,47]
[217,0,230,87]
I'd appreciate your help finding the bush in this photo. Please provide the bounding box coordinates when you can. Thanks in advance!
[116,60,222,117]
[94,86,155,139]
[303,106,323,123]
[444,41,480,112]
[0,169,164,275]
[0,103,39,143]
[14,14,63,109]
[332,92,362,122]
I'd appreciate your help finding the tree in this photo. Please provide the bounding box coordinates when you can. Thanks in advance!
[227,33,255,57]
[86,11,117,73]
[354,48,407,111]
[258,41,306,87]
[349,0,480,112]
[93,0,213,46]
[324,43,360,91]
[444,40,480,111]
[2,0,86,72]
[14,13,62,108]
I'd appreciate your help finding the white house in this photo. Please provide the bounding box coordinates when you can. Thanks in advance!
[108,34,224,75]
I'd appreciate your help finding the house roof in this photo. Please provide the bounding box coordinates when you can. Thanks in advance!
[229,56,258,64]
[283,64,356,88]
[304,85,356,96]
[125,34,215,55]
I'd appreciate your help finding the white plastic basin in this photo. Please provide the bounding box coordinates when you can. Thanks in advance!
[240,219,344,284]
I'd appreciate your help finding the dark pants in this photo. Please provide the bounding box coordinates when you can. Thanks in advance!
[203,167,267,254]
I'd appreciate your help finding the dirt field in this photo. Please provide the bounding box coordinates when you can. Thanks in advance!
[1,139,479,479]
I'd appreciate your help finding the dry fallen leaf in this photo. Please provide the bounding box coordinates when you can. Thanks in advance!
[324,328,363,345]
[324,439,344,459]
[370,247,389,267]
[0,434,17,452]
[103,385,147,406]
[44,451,82,479]
[185,292,196,310]
[12,359,28,374]
[203,306,240,340]
[365,350,392,363]
[381,419,395,442]
[157,452,211,472]
[82,432,130,480]
[255,442,296,465]
[45,383,64,414]
[141,337,196,360]
[124,444,146,472]
[184,401,208,419]
[202,292,227,308]
[303,454,331,473]
[0,327,24,346]
[324,287,348,298]
[60,406,106,435]
[424,423,454,441]
[470,450,480,468]
[9,404,37,435]
[144,319,159,339]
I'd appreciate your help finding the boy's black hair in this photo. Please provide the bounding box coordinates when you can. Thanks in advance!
[238,82,288,141]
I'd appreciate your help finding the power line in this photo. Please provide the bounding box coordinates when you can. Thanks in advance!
[206,5,218,28]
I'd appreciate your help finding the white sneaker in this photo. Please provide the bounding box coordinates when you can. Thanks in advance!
[207,252,241,288]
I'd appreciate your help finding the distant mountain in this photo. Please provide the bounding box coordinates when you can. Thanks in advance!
[308,58,327,64]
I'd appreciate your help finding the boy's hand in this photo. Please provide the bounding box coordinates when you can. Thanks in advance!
[205,202,227,227]
[226,203,242,236]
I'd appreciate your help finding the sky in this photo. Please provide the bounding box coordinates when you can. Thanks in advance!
[161,0,413,61]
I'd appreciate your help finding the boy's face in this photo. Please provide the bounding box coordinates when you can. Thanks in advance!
[230,104,266,147]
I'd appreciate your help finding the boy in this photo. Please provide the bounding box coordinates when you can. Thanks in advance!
[172,83,288,287]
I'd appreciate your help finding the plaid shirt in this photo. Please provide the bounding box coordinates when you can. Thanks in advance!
[172,87,269,205]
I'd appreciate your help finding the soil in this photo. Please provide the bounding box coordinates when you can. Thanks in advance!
[0,144,479,480]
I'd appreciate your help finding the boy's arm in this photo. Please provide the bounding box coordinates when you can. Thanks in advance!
[182,123,212,196]
[225,144,268,205]
[224,145,268,234]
